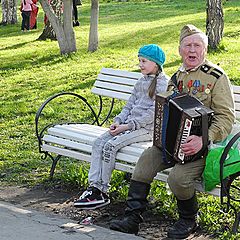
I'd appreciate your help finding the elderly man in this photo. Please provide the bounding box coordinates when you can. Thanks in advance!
[110,24,235,239]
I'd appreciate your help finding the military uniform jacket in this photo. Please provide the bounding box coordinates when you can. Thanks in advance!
[167,59,235,143]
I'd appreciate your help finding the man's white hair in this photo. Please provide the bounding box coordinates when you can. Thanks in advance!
[180,32,208,50]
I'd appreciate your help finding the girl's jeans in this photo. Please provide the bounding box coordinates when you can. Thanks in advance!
[88,128,152,193]
[21,11,31,30]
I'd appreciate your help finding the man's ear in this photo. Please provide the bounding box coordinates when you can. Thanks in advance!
[204,46,208,54]
[178,45,182,56]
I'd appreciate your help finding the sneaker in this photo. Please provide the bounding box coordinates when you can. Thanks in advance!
[74,187,110,209]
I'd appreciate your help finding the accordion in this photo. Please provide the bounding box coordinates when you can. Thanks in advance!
[153,93,214,164]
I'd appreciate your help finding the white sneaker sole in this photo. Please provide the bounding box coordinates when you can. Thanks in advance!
[74,199,110,210]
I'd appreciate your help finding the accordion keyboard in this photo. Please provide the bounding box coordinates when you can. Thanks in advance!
[178,118,193,161]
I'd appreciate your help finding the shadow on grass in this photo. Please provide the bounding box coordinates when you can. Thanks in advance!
[0,41,34,51]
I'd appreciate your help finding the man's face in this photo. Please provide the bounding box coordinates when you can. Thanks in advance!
[179,34,207,70]
[139,57,158,75]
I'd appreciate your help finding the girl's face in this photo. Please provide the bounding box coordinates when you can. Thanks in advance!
[139,57,159,75]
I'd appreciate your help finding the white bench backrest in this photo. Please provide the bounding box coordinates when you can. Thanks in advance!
[233,85,240,119]
[91,68,142,101]
[92,68,240,118]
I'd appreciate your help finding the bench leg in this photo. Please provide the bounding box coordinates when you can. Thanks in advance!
[232,211,240,234]
[221,173,240,234]
[49,155,62,179]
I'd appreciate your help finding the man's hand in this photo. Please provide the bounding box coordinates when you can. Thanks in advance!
[181,135,203,156]
[109,124,129,136]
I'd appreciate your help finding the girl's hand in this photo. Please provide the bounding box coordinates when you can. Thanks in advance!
[110,124,129,136]
[109,123,119,130]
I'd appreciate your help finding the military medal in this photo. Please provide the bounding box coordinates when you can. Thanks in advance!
[192,89,198,95]
[178,80,183,93]
[205,83,212,94]
[187,80,193,92]
[192,80,200,95]
[205,88,210,94]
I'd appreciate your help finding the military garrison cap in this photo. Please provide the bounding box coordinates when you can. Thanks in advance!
[179,24,204,43]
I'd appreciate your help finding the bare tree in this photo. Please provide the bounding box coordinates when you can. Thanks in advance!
[39,0,77,54]
[1,0,17,25]
[88,0,99,52]
[206,0,224,49]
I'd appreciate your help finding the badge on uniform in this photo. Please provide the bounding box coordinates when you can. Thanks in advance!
[205,83,212,94]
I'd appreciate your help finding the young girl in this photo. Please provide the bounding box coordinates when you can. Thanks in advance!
[20,0,35,31]
[74,44,169,209]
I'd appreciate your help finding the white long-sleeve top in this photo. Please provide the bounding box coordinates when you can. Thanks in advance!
[114,72,169,135]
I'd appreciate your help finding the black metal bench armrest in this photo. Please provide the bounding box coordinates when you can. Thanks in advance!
[220,132,240,196]
[35,92,100,150]
[219,131,240,233]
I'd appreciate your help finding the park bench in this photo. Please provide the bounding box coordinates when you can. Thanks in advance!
[35,67,240,232]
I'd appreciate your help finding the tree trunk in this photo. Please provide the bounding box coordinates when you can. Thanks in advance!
[206,0,224,49]
[38,20,56,40]
[1,0,17,25]
[38,0,63,40]
[39,0,76,54]
[62,0,76,53]
[88,0,99,52]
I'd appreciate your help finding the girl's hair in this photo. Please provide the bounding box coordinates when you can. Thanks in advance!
[24,0,26,5]
[148,65,162,98]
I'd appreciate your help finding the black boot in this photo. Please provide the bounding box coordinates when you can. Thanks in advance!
[110,180,150,234]
[167,194,198,239]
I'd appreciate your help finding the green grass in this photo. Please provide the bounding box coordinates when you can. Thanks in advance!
[0,0,240,238]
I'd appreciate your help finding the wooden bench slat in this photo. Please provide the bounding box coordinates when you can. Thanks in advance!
[97,73,138,86]
[42,144,91,162]
[43,135,146,157]
[91,88,131,101]
[100,67,142,79]
[94,81,134,94]
[48,128,95,144]
[43,135,92,153]
[234,94,240,103]
[53,125,152,154]
[130,141,153,149]
[236,111,240,119]
[69,124,108,133]
[53,124,107,137]
[233,85,240,94]
[235,102,240,111]
[46,124,148,156]
[42,143,139,165]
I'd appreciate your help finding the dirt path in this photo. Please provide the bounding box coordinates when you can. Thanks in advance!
[0,184,212,240]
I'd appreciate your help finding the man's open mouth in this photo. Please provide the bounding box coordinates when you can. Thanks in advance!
[189,56,196,60]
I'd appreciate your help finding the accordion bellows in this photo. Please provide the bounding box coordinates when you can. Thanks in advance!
[154,93,214,164]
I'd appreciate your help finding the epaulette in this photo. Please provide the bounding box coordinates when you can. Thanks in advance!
[200,64,223,79]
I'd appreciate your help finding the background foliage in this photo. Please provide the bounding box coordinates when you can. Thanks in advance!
[0,0,240,239]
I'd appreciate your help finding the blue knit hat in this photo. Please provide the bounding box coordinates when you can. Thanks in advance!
[138,44,166,67]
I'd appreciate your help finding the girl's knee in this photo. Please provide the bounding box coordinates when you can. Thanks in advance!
[103,142,115,152]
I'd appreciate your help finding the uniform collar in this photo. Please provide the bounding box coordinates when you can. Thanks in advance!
[178,60,207,73]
